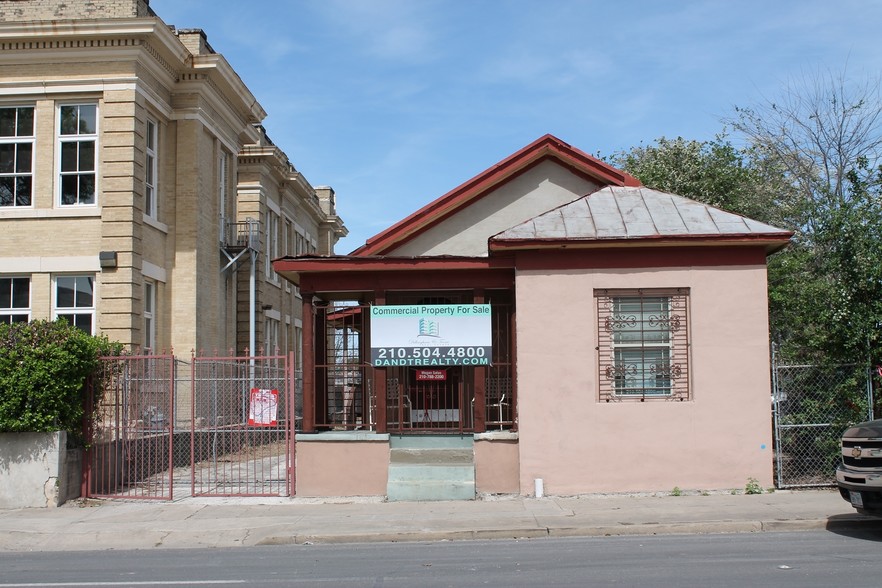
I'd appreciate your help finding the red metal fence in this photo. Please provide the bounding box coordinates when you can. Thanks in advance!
[84,352,297,500]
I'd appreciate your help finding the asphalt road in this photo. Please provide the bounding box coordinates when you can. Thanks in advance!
[1,528,880,587]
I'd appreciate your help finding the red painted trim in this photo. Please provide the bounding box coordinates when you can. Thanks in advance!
[490,233,792,255]
[351,135,641,257]
[513,246,769,270]
[300,268,514,294]
[274,254,515,275]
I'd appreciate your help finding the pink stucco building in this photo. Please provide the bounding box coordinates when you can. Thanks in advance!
[274,135,792,500]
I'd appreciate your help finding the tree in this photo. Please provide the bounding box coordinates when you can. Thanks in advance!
[612,69,882,371]
[609,134,793,227]
[728,69,882,367]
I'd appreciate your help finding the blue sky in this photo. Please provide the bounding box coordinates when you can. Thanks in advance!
[150,0,882,253]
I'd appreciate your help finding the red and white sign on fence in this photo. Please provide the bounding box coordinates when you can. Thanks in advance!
[248,388,279,426]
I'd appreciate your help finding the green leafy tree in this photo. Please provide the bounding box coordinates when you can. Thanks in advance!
[728,69,882,368]
[612,70,882,374]
[610,135,789,225]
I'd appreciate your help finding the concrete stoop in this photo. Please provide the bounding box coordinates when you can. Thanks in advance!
[387,435,475,501]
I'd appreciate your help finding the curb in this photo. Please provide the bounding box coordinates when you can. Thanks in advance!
[255,518,837,546]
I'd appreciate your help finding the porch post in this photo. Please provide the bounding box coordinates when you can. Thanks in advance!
[372,291,387,433]
[301,292,315,432]
[473,289,487,432]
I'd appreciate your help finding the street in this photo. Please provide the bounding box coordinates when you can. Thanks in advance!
[1,528,880,587]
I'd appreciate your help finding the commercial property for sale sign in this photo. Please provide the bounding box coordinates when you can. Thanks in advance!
[370,304,492,366]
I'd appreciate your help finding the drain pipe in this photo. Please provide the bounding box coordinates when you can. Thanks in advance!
[249,247,256,387]
[534,478,544,498]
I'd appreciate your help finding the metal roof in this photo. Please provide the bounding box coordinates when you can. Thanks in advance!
[491,186,792,244]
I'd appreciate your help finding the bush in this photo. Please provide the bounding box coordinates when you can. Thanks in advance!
[0,319,121,435]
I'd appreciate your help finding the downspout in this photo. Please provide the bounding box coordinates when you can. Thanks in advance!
[250,247,256,355]
[249,247,256,388]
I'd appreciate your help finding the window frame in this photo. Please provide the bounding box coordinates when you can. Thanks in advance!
[54,274,96,335]
[265,315,280,354]
[144,280,155,352]
[265,208,280,283]
[0,105,35,208]
[595,288,690,402]
[0,275,30,324]
[57,103,98,207]
[144,117,158,219]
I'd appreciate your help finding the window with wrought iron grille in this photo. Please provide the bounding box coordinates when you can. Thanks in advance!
[595,288,689,401]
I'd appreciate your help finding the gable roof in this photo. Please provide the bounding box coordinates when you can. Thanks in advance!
[351,134,641,256]
[489,186,793,253]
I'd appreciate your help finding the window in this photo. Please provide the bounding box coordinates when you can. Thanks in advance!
[144,280,155,352]
[58,104,97,205]
[265,209,279,281]
[0,276,30,324]
[55,275,95,334]
[0,106,34,207]
[595,288,689,401]
[265,316,280,354]
[217,151,228,239]
[144,118,158,218]
[284,218,293,292]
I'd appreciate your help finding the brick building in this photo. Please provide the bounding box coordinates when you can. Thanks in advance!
[0,0,346,356]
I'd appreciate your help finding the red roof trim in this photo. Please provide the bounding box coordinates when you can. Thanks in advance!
[273,254,515,276]
[489,232,793,255]
[351,134,641,257]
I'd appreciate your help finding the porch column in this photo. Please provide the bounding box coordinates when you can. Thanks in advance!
[301,292,315,432]
[372,291,387,433]
[473,289,487,433]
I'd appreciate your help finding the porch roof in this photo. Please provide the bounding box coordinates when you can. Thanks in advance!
[489,186,793,254]
[273,254,515,291]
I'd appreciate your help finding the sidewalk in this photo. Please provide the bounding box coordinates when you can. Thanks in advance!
[0,489,877,552]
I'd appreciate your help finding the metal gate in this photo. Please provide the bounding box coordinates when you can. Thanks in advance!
[85,352,297,500]
[772,361,873,488]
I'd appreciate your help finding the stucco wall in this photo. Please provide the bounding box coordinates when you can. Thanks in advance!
[295,435,389,497]
[515,261,774,495]
[475,437,520,495]
[390,161,600,257]
[0,431,76,508]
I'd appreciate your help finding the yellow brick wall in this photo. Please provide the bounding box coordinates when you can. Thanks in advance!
[0,13,342,358]
[0,0,151,22]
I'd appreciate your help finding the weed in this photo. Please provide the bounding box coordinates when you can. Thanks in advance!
[745,477,763,495]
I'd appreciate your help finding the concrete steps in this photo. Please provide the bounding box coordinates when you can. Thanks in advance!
[387,435,475,501]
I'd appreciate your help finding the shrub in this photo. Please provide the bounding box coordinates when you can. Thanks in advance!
[0,319,121,435]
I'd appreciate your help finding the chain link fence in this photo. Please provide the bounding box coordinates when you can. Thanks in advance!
[772,362,874,488]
